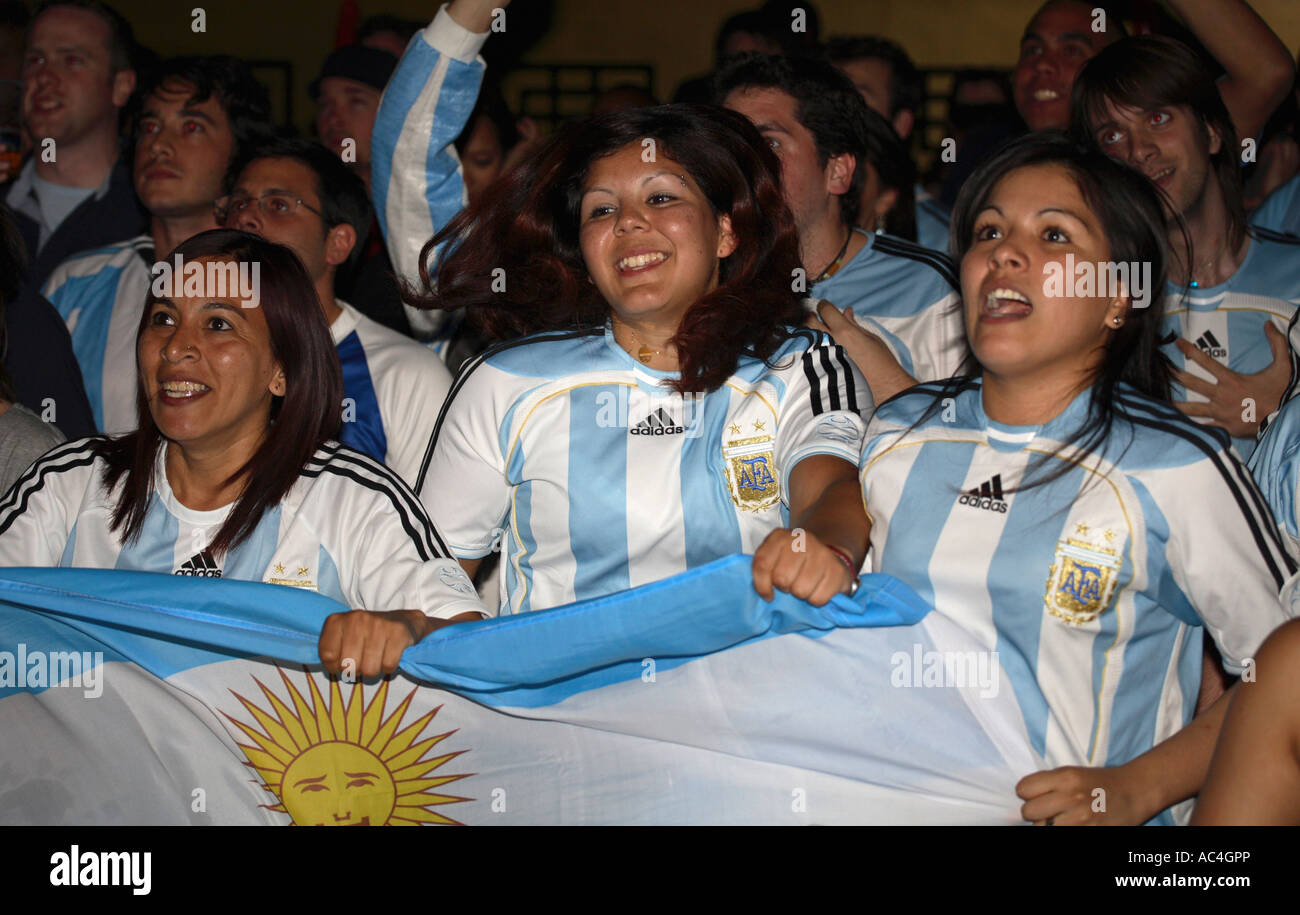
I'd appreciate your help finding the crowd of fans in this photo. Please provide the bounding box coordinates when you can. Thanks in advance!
[1,0,1300,825]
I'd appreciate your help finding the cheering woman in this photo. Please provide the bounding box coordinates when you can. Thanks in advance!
[856,133,1293,824]
[0,230,486,675]
[410,105,872,614]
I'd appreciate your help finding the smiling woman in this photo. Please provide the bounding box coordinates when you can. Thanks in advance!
[406,104,873,614]
[0,229,487,676]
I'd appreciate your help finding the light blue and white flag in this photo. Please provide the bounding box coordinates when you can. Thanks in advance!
[0,557,1040,825]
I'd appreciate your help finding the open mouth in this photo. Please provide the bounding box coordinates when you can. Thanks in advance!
[983,287,1033,319]
[616,251,668,273]
[1147,166,1174,186]
[1031,88,1061,102]
[159,380,210,401]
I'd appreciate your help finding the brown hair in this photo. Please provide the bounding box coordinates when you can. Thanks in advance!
[102,229,342,555]
[404,103,804,394]
[1070,35,1247,255]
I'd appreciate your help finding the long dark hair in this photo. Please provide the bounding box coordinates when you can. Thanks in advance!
[1069,35,1246,257]
[405,103,803,394]
[933,132,1172,487]
[102,229,342,555]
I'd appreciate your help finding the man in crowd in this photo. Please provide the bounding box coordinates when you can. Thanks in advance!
[223,136,451,486]
[826,35,951,252]
[42,55,272,434]
[1016,0,1288,141]
[312,43,410,336]
[1073,35,1300,459]
[5,0,145,297]
[718,53,963,403]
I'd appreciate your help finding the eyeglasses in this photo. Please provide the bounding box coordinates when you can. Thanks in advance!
[216,193,324,223]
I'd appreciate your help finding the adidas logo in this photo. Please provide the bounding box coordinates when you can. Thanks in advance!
[958,475,1008,513]
[1195,331,1227,359]
[630,407,684,436]
[175,550,222,577]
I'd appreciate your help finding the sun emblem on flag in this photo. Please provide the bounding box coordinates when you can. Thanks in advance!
[222,668,472,825]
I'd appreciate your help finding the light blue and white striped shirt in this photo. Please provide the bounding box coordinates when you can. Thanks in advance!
[1248,391,1300,559]
[860,378,1293,823]
[811,229,965,383]
[1161,230,1300,459]
[914,186,952,253]
[1251,172,1300,238]
[370,4,483,344]
[420,327,871,615]
[43,235,153,434]
[0,438,485,620]
[330,300,452,486]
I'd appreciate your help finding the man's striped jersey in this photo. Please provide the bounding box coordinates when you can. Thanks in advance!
[418,327,871,615]
[1248,392,1300,558]
[1161,230,1300,459]
[914,187,952,253]
[371,4,483,343]
[43,234,153,434]
[331,299,452,486]
[860,378,1294,823]
[1251,172,1300,238]
[0,438,485,620]
[811,230,965,384]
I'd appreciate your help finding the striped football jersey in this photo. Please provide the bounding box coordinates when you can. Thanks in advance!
[370,5,483,343]
[0,438,485,620]
[860,377,1294,823]
[43,235,154,434]
[1161,230,1300,459]
[331,300,452,486]
[418,327,871,615]
[812,229,965,384]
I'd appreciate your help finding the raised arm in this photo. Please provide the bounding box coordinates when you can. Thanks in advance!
[370,0,507,338]
[1167,0,1295,144]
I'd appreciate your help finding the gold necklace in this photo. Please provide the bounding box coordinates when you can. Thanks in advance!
[618,323,665,365]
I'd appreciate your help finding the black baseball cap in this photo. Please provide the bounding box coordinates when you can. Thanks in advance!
[309,45,398,99]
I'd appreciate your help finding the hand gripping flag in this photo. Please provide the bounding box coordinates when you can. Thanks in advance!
[0,556,1041,825]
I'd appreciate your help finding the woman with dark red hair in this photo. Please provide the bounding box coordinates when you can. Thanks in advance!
[0,229,486,675]
[409,104,872,614]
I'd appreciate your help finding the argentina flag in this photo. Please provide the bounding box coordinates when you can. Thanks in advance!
[0,556,1040,825]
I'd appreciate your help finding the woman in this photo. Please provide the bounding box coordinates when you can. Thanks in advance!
[857,133,1294,825]
[409,105,871,613]
[0,229,485,676]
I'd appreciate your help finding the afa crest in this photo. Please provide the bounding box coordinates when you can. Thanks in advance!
[723,433,779,511]
[1044,524,1122,625]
